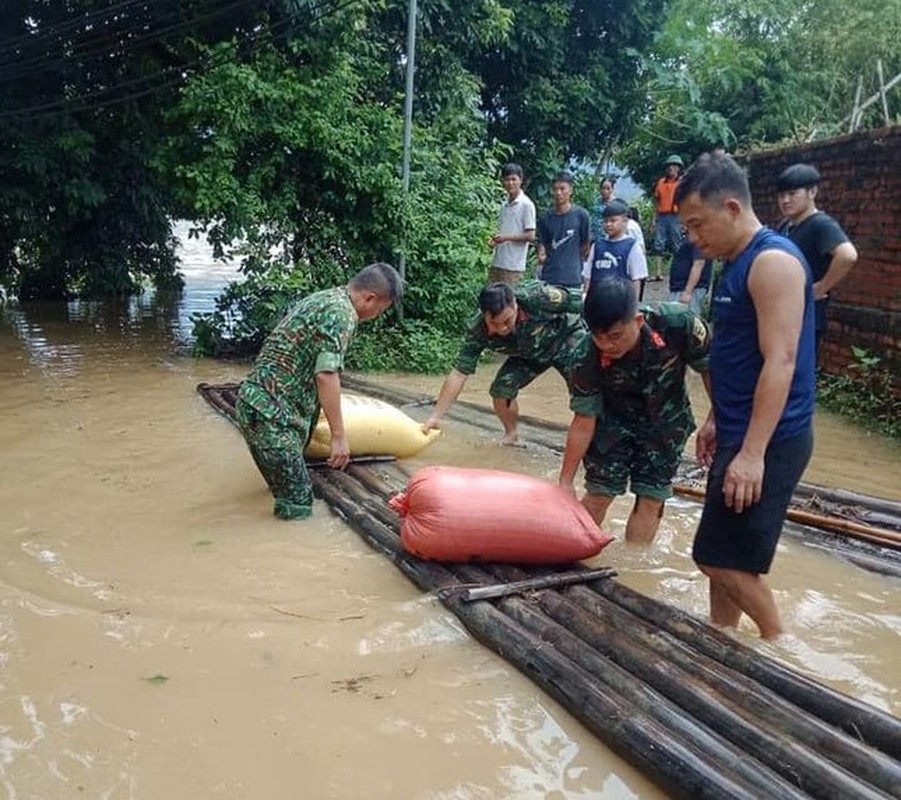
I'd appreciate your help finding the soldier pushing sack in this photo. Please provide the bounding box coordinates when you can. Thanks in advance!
[236,263,402,520]
[559,277,712,544]
[424,280,586,446]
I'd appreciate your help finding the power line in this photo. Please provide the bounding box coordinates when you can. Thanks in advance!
[0,0,262,82]
[0,0,361,121]
[0,0,155,51]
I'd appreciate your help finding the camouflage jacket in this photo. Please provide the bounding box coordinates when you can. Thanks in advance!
[454,280,586,374]
[238,287,357,426]
[569,302,710,429]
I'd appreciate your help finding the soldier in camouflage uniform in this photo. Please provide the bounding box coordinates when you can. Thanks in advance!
[559,276,711,544]
[236,263,402,520]
[423,280,586,445]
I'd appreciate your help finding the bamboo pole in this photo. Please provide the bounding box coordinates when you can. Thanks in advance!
[792,483,901,519]
[455,567,617,602]
[461,560,901,790]
[673,484,901,550]
[503,596,885,800]
[487,601,811,797]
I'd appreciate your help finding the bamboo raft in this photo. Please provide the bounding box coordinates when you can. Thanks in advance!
[197,381,901,800]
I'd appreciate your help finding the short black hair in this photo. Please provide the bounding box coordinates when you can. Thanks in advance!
[674,152,751,207]
[583,278,638,332]
[776,163,821,191]
[502,163,524,179]
[552,170,575,185]
[479,283,515,316]
[350,262,403,302]
[602,199,630,219]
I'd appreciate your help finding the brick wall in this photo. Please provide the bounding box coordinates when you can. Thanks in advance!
[741,125,900,383]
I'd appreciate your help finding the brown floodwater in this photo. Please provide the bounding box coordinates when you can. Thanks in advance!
[1,233,899,798]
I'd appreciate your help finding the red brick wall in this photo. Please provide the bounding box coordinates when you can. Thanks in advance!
[742,125,900,383]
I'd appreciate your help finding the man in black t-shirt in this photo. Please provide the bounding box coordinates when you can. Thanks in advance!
[537,170,591,290]
[776,164,858,362]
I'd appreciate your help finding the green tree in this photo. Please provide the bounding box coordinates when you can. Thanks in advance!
[0,0,300,298]
[620,0,901,190]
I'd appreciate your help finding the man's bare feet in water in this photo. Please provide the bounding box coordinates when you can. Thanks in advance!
[497,432,527,447]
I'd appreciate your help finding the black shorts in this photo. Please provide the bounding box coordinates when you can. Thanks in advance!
[692,427,813,574]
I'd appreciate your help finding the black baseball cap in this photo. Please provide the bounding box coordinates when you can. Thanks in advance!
[777,164,821,191]
[602,199,631,218]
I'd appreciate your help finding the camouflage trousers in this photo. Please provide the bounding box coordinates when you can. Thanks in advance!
[489,326,584,400]
[235,398,315,520]
[489,358,568,400]
[583,417,694,501]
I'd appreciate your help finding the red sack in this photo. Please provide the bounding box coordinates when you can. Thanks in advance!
[388,466,613,564]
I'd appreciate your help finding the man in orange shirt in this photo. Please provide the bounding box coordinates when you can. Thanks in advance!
[650,154,685,281]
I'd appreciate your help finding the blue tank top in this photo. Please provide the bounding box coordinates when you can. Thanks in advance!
[710,227,815,448]
[587,236,637,289]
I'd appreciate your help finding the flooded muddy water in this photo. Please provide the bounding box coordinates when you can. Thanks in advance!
[0,233,899,798]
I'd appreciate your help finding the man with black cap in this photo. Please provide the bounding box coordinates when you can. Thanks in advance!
[776,163,858,363]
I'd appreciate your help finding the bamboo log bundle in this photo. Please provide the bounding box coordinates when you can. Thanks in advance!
[436,563,807,800]
[541,587,901,798]
[587,578,901,760]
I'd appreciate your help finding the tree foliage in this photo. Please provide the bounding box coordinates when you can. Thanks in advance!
[620,0,901,191]
[0,0,299,297]
[1,0,669,307]
[11,0,898,372]
[155,0,669,364]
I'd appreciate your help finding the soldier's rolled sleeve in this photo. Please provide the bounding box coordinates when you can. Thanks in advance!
[570,395,603,417]
[314,350,344,374]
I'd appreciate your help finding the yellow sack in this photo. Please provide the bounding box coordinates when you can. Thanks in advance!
[304,394,441,459]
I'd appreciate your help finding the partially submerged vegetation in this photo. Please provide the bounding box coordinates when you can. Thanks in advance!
[817,348,901,439]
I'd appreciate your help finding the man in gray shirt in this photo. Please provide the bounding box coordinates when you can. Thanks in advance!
[537,170,591,290]
[488,163,537,285]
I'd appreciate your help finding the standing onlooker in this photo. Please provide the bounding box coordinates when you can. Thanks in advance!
[776,163,858,364]
[676,153,816,640]
[668,238,713,316]
[537,170,591,292]
[236,263,403,520]
[488,163,537,286]
[590,176,619,243]
[583,200,648,295]
[650,154,685,281]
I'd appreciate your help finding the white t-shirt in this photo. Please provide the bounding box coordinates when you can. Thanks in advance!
[626,219,646,252]
[492,191,536,272]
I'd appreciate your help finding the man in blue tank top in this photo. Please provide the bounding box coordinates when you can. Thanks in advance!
[675,153,816,640]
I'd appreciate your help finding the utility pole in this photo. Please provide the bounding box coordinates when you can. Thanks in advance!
[397,0,418,320]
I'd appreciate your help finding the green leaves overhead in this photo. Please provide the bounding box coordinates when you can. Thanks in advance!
[621,0,901,189]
